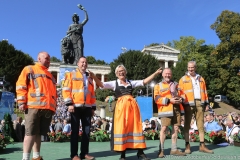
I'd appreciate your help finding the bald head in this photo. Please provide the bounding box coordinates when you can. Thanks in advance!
[38,52,50,68]
[162,68,172,74]
[162,68,172,82]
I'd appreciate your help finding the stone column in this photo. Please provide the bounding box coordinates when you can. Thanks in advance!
[173,61,177,67]
[164,61,168,68]
[57,72,60,84]
[99,105,106,118]
[101,74,105,82]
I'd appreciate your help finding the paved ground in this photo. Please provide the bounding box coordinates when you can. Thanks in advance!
[0,139,240,160]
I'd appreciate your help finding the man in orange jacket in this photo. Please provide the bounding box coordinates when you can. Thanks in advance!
[62,56,96,160]
[154,68,186,158]
[16,52,57,160]
[179,61,213,154]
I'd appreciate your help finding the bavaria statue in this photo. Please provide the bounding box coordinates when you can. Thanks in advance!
[61,4,89,64]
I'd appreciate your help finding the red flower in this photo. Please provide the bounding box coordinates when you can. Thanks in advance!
[79,131,83,136]
[191,136,194,139]
[195,131,199,135]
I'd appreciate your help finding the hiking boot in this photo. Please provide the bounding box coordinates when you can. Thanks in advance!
[170,150,186,156]
[158,150,165,158]
[32,156,43,160]
[199,143,214,154]
[184,143,191,154]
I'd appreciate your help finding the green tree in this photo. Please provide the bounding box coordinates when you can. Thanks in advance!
[95,88,114,101]
[167,36,211,67]
[95,60,108,65]
[146,43,159,47]
[210,10,240,102]
[2,113,17,141]
[50,56,61,62]
[0,40,34,92]
[86,56,96,64]
[86,56,108,65]
[108,50,161,95]
[167,37,215,94]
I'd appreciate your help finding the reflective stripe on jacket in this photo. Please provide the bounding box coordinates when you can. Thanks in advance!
[154,81,185,118]
[16,63,57,112]
[62,68,96,108]
[179,74,209,106]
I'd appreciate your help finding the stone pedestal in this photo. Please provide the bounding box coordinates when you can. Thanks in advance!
[99,105,106,118]
[59,64,78,83]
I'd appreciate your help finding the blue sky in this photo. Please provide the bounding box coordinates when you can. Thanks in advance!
[0,0,239,63]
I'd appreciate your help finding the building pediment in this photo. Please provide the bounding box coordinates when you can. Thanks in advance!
[141,44,180,54]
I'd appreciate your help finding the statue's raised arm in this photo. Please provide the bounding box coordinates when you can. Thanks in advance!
[77,4,88,26]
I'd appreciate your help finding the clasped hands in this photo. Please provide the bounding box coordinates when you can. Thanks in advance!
[170,97,183,104]
[68,105,95,116]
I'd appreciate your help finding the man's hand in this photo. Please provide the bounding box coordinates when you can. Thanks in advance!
[19,104,26,111]
[68,105,75,113]
[205,105,210,112]
[170,97,182,104]
[155,67,163,75]
[88,70,94,78]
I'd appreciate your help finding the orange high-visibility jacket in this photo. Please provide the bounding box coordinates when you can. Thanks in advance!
[62,68,96,109]
[154,81,185,118]
[16,63,57,112]
[179,74,209,106]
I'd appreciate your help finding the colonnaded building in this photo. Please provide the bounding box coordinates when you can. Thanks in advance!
[48,44,180,89]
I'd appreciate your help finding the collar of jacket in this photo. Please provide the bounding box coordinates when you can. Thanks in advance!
[161,79,174,84]
[36,62,48,70]
[76,68,89,76]
[185,72,201,79]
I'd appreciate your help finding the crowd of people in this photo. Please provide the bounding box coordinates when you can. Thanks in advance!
[1,52,239,160]
[1,109,240,143]
[142,111,240,138]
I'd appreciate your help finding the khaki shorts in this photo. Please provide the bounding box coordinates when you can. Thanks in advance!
[184,100,204,133]
[24,108,53,136]
[161,105,181,126]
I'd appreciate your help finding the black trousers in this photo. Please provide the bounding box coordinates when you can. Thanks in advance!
[70,107,92,158]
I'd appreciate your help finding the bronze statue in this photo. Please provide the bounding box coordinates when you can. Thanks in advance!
[61,36,74,64]
[61,4,89,64]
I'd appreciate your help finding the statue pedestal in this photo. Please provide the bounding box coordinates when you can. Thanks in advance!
[59,64,77,85]
[99,105,106,118]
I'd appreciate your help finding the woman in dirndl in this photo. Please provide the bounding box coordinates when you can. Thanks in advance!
[90,65,162,160]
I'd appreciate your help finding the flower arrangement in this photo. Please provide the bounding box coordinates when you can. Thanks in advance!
[0,133,14,150]
[90,130,110,142]
[232,132,240,143]
[48,130,110,142]
[205,131,226,144]
[143,129,159,140]
[47,131,71,142]
[190,131,200,142]
[189,130,226,144]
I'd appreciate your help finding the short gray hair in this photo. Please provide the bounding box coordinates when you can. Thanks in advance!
[115,64,127,77]
[188,61,197,67]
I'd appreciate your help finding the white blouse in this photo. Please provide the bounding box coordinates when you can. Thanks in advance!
[102,79,144,91]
